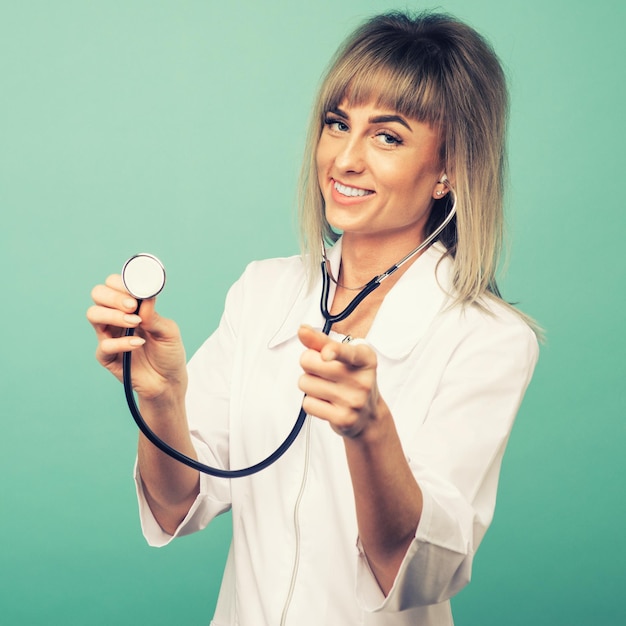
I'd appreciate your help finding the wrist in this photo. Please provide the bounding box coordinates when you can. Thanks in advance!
[344,397,393,445]
[138,381,187,414]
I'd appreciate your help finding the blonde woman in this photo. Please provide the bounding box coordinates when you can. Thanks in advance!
[88,11,538,626]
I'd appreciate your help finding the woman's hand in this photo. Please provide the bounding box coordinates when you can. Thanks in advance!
[297,324,389,439]
[87,274,187,402]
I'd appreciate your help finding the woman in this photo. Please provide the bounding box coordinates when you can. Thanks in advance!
[88,11,538,625]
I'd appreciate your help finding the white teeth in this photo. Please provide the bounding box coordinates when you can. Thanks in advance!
[334,181,373,197]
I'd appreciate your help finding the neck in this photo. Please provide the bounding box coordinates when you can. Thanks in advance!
[338,232,426,289]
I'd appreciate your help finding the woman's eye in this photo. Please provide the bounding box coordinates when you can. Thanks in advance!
[375,132,402,146]
[325,118,349,132]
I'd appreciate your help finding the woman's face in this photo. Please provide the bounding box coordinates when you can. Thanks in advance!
[316,100,445,246]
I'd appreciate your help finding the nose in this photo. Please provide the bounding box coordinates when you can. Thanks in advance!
[334,136,366,174]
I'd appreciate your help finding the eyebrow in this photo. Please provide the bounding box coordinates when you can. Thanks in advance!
[329,107,412,131]
[370,114,412,131]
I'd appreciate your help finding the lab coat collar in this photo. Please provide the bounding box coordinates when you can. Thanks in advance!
[267,238,453,360]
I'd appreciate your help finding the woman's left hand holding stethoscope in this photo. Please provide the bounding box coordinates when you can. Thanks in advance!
[297,324,389,440]
[88,274,188,402]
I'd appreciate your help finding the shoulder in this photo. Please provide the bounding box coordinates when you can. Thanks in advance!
[475,296,537,344]
[428,247,538,354]
[438,296,539,371]
[239,254,307,288]
[224,254,307,298]
[221,254,314,337]
[230,254,312,307]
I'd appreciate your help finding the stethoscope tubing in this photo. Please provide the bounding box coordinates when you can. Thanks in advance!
[122,275,372,478]
[123,184,456,478]
[123,300,335,479]
[123,337,311,478]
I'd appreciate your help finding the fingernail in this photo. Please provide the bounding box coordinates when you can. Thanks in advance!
[124,314,141,324]
[123,298,136,309]
[129,337,145,346]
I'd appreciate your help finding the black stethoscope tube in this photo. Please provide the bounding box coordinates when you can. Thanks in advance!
[123,339,311,478]
[122,262,381,479]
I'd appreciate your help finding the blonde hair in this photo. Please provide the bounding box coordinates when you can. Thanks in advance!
[299,11,515,309]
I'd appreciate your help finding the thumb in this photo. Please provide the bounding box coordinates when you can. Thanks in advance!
[136,298,175,340]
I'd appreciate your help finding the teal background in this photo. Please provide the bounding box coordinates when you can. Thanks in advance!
[1,1,624,624]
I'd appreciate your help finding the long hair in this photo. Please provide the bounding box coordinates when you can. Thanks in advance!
[299,11,511,307]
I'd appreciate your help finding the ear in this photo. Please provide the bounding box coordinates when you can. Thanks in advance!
[432,173,450,200]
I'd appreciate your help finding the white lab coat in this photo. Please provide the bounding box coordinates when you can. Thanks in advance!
[135,239,538,625]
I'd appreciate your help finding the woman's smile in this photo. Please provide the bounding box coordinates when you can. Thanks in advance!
[332,179,375,203]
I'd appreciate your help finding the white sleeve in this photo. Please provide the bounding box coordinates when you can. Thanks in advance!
[134,276,246,547]
[357,310,539,611]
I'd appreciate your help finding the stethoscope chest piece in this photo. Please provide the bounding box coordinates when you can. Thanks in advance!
[122,253,166,300]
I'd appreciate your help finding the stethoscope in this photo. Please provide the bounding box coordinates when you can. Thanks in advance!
[122,179,456,478]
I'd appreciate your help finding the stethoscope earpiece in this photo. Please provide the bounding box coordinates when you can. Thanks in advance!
[122,253,166,300]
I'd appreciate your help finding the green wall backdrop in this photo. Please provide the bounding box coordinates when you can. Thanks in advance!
[1,1,624,624]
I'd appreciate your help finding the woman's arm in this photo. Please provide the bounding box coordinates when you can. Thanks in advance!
[298,313,538,607]
[297,324,422,595]
[136,394,201,535]
[342,404,423,595]
[88,274,200,534]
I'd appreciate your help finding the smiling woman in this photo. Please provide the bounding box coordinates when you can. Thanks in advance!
[300,11,510,306]
[87,10,539,626]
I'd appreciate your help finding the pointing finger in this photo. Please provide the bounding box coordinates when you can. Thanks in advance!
[298,325,376,369]
[328,339,376,369]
